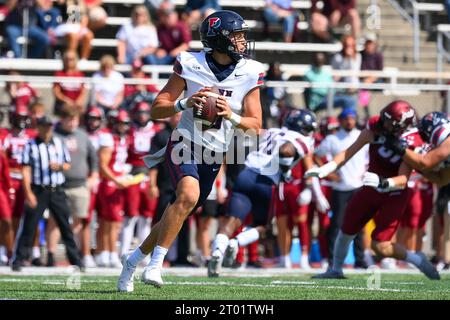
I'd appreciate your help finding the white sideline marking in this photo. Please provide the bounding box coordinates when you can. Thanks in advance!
[1,266,449,277]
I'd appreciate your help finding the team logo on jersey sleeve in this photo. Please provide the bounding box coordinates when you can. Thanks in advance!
[207,17,221,36]
[257,72,265,85]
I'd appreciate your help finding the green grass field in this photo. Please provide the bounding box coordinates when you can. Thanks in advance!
[1,272,450,300]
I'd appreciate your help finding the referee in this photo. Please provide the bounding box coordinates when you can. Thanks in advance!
[11,116,83,271]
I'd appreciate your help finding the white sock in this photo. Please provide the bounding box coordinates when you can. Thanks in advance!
[128,247,147,267]
[332,231,355,273]
[236,228,259,247]
[137,217,151,242]
[100,250,109,263]
[0,246,6,257]
[32,247,41,259]
[405,251,422,267]
[110,251,120,261]
[212,233,229,257]
[148,246,168,269]
[119,216,138,256]
[282,254,291,268]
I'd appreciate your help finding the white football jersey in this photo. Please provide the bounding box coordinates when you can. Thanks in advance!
[174,51,265,153]
[245,127,314,183]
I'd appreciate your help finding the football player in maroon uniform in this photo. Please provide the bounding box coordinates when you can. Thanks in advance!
[305,100,440,280]
[120,102,160,259]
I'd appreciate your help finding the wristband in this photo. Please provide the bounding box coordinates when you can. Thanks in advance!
[229,112,242,127]
[379,178,395,190]
[174,98,188,113]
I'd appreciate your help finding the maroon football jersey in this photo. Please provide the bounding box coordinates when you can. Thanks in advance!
[367,115,423,178]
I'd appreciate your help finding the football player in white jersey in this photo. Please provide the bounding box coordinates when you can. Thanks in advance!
[207,110,329,277]
[383,112,450,186]
[118,10,265,292]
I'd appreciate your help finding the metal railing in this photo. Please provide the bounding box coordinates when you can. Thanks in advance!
[388,0,444,63]
[437,24,450,81]
[2,72,450,113]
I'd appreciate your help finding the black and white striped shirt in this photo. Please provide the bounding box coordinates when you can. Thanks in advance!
[21,136,71,186]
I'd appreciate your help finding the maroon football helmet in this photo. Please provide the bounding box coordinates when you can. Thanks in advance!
[85,106,104,132]
[10,104,30,129]
[319,116,339,135]
[379,100,417,136]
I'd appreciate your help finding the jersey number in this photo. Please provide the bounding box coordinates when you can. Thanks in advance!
[378,147,402,163]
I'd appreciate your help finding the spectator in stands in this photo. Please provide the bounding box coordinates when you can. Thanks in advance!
[155,1,191,65]
[263,0,297,43]
[116,5,159,65]
[359,33,383,112]
[5,0,50,58]
[122,59,159,110]
[261,61,286,127]
[303,52,354,111]
[91,55,124,114]
[52,0,94,61]
[311,0,361,42]
[47,106,98,268]
[304,52,333,112]
[331,35,360,109]
[361,33,383,83]
[182,0,221,28]
[36,0,62,46]
[6,71,39,109]
[84,0,107,31]
[53,50,87,115]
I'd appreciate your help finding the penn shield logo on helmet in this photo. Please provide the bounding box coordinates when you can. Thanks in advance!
[207,17,221,36]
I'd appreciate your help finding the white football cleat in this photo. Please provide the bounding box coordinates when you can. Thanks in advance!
[82,255,96,268]
[95,251,109,267]
[300,254,312,270]
[110,253,122,268]
[117,254,136,293]
[223,239,238,268]
[142,267,163,288]
[207,253,223,277]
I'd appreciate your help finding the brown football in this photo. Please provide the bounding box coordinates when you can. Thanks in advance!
[193,87,220,129]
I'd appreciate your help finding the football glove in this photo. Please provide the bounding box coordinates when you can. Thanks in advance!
[384,135,408,157]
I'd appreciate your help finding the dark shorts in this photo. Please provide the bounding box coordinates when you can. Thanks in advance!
[165,139,222,213]
[200,200,226,218]
[227,167,275,227]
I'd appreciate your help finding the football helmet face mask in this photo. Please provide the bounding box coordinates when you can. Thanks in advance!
[85,106,104,132]
[379,100,417,137]
[284,109,318,137]
[200,10,254,62]
[133,101,151,127]
[418,111,450,143]
[10,105,30,130]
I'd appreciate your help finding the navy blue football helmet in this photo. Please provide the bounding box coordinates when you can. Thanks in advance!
[418,112,449,143]
[200,10,254,62]
[284,109,318,136]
